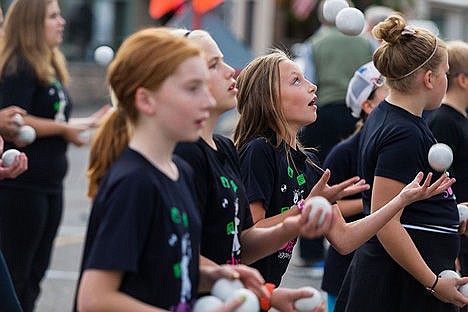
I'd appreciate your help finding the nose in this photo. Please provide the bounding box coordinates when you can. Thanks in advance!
[224,62,235,78]
[307,80,317,93]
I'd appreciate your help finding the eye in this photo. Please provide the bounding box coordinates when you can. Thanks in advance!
[293,77,301,85]
[208,61,218,70]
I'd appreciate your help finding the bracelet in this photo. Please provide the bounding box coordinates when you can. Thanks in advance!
[297,199,305,212]
[260,283,276,311]
[425,275,439,295]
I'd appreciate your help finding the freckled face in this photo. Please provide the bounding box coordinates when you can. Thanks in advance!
[152,56,216,142]
[278,60,318,129]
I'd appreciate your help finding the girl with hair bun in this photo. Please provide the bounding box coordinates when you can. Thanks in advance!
[335,15,468,311]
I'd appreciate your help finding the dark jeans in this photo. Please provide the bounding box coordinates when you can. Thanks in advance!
[299,102,357,262]
[0,188,63,312]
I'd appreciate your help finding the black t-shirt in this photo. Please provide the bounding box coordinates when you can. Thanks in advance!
[239,132,322,285]
[78,148,201,311]
[427,104,468,202]
[359,101,458,232]
[0,56,71,192]
[175,135,253,265]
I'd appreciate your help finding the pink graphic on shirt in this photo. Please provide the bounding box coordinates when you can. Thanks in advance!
[280,240,296,254]
[444,186,454,198]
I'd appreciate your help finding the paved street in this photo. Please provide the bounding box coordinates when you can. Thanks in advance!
[34,104,326,311]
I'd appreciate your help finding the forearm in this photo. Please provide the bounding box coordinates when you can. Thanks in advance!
[378,220,436,288]
[24,115,66,137]
[253,205,300,228]
[240,224,297,264]
[327,195,406,254]
[78,271,165,312]
[336,198,363,218]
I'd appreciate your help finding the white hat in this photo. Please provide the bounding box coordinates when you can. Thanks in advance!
[346,61,384,118]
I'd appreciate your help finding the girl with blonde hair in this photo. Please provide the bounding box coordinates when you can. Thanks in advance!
[0,1,107,311]
[233,48,455,290]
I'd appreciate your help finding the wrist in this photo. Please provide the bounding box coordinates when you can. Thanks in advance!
[260,283,275,311]
[425,274,439,295]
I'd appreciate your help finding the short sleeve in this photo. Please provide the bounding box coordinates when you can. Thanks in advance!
[239,139,276,210]
[0,59,37,111]
[374,129,421,184]
[85,172,156,272]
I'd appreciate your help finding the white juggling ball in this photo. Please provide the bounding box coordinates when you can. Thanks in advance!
[228,288,260,312]
[428,143,453,172]
[306,196,332,225]
[458,204,468,222]
[459,283,468,297]
[17,125,36,145]
[322,0,349,24]
[438,270,460,279]
[193,296,224,312]
[12,113,24,129]
[294,287,323,312]
[211,278,244,301]
[335,7,366,36]
[94,45,114,66]
[1,149,20,167]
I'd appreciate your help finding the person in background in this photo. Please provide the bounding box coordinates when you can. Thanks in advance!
[321,61,388,311]
[426,41,468,312]
[336,15,468,311]
[0,1,109,311]
[234,48,453,289]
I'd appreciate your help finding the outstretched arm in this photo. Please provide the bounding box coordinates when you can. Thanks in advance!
[325,172,455,255]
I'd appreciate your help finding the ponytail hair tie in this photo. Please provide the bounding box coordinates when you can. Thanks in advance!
[401,26,416,36]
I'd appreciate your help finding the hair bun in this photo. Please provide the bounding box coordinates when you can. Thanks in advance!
[372,14,407,44]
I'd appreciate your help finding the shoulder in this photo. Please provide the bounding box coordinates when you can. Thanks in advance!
[175,140,206,164]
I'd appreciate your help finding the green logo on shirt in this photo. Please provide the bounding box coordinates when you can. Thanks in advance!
[226,221,234,235]
[288,166,294,178]
[297,174,306,186]
[171,207,189,228]
[220,176,238,192]
[173,262,181,279]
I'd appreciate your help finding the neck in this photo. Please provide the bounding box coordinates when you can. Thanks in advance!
[387,91,425,117]
[286,124,298,149]
[200,111,221,149]
[443,92,468,118]
[129,124,178,180]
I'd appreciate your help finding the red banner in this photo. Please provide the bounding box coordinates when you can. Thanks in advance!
[149,0,185,18]
[192,0,224,14]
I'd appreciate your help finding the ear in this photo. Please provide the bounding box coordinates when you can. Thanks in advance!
[361,99,373,115]
[456,73,468,90]
[423,70,434,89]
[134,87,156,116]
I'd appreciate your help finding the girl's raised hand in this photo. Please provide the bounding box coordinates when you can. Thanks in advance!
[399,172,456,205]
[307,169,369,203]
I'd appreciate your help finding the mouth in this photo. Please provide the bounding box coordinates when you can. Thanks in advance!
[195,114,210,129]
[308,96,317,107]
[228,81,238,94]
